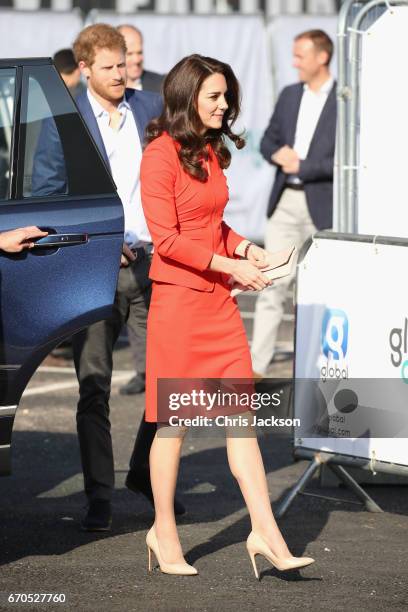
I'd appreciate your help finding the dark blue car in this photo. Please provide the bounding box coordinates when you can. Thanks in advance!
[0,58,124,475]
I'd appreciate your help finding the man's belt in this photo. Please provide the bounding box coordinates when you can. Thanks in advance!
[285,182,304,191]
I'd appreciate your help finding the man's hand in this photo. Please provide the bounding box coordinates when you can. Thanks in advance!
[282,159,300,174]
[0,226,48,253]
[272,145,299,168]
[121,242,136,268]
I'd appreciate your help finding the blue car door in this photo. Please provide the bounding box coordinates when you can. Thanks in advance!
[0,60,124,473]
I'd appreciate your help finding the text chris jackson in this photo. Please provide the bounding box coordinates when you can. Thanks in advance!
[168,415,301,427]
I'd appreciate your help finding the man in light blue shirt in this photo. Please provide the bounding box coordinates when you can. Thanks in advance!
[70,24,184,531]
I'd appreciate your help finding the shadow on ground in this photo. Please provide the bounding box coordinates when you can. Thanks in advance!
[1,427,407,573]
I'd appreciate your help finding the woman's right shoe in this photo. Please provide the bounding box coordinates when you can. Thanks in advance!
[146,526,198,576]
[246,531,315,580]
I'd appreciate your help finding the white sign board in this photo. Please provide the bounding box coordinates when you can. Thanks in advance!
[294,235,408,468]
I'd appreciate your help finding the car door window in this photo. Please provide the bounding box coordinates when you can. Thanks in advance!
[20,64,115,199]
[0,69,15,200]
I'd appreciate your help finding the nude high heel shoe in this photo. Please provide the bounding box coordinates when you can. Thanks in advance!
[246,531,315,580]
[146,526,198,576]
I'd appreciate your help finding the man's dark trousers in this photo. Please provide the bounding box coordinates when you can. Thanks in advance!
[73,252,155,501]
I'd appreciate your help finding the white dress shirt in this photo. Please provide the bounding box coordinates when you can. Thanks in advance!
[87,89,151,247]
[290,76,334,184]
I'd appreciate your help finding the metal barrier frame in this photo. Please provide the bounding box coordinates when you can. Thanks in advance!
[336,0,408,233]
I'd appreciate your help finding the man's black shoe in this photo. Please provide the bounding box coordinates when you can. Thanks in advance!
[119,373,145,395]
[125,470,186,516]
[81,499,112,532]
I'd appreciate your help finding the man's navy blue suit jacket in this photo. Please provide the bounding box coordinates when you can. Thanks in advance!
[75,88,162,168]
[260,81,337,231]
[31,88,162,196]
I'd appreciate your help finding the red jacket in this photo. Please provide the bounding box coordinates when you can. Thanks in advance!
[140,131,245,291]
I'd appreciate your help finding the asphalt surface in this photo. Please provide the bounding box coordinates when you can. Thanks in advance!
[0,294,407,612]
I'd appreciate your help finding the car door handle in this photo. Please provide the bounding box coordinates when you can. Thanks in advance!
[32,233,89,248]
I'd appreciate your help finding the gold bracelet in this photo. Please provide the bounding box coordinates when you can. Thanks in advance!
[244,242,254,259]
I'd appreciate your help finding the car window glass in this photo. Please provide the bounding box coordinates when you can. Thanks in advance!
[23,75,67,197]
[21,65,115,199]
[0,69,15,200]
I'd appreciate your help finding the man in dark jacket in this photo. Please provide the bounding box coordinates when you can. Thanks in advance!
[251,29,337,377]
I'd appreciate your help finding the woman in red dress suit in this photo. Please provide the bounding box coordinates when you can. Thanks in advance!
[140,55,315,577]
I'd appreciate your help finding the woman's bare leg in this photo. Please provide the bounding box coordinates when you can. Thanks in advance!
[225,414,291,558]
[149,424,188,563]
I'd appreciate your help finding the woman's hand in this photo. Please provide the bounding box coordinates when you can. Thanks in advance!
[234,240,269,269]
[229,259,272,291]
[246,243,269,269]
[209,253,272,291]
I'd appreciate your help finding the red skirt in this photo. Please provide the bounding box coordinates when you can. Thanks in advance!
[145,278,253,422]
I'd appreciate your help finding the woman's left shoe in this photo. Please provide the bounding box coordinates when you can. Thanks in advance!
[246,531,315,579]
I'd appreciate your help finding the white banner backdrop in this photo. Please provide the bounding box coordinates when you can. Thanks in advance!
[294,236,408,468]
[266,15,337,94]
[0,10,83,57]
[89,12,275,241]
[0,10,274,240]
[357,7,408,237]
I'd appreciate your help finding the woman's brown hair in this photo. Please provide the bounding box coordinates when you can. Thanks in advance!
[145,54,245,181]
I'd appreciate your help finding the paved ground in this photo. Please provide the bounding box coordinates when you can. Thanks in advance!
[0,294,407,611]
